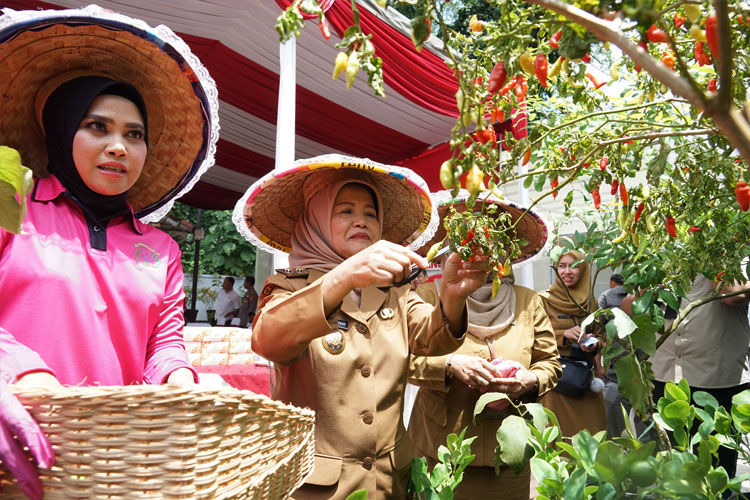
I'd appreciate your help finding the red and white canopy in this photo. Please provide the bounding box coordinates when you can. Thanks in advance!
[4,0,466,210]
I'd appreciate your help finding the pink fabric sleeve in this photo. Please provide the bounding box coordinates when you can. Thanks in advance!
[0,326,55,382]
[142,241,198,384]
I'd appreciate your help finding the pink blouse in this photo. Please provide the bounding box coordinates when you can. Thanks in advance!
[0,176,197,386]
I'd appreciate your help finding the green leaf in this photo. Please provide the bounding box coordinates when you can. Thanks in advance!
[530,458,559,490]
[707,468,729,496]
[631,291,654,316]
[572,430,599,474]
[595,482,616,500]
[610,307,637,339]
[524,402,550,433]
[523,175,534,189]
[495,415,534,472]
[430,463,450,488]
[594,441,627,486]
[473,393,510,423]
[563,468,587,500]
[0,181,23,234]
[557,25,594,59]
[344,490,368,500]
[665,382,689,402]
[614,355,653,417]
[0,146,33,234]
[663,400,691,420]
[657,288,680,313]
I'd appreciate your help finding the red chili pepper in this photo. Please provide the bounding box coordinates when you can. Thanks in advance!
[611,179,619,196]
[551,177,559,198]
[600,156,608,171]
[467,229,476,241]
[549,30,562,49]
[491,105,506,123]
[736,181,750,211]
[585,72,606,89]
[498,77,517,97]
[705,14,719,60]
[484,226,491,239]
[534,54,548,88]
[522,149,532,165]
[708,78,717,92]
[581,52,591,63]
[488,61,507,94]
[634,203,645,223]
[475,76,483,86]
[694,42,711,66]
[688,225,702,233]
[514,75,528,101]
[646,24,669,43]
[739,15,747,25]
[476,127,497,146]
[674,13,686,28]
[318,18,331,40]
[592,186,601,209]
[635,41,648,73]
[666,216,677,238]
[715,271,725,282]
[619,183,629,206]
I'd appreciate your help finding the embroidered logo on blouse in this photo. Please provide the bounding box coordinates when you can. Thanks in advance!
[134,243,161,268]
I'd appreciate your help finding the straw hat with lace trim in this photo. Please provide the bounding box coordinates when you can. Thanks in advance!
[0,5,219,222]
[419,189,550,264]
[232,154,439,254]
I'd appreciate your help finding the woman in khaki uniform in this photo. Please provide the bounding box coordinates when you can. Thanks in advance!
[539,250,607,438]
[233,156,489,500]
[408,190,560,498]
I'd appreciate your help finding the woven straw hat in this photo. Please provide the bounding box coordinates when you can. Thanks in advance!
[0,5,219,222]
[233,154,439,254]
[420,189,550,264]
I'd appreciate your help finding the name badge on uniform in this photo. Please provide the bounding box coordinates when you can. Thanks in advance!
[322,331,346,355]
[337,319,349,330]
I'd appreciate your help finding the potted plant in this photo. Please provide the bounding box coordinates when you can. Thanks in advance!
[183,285,198,323]
[197,287,218,325]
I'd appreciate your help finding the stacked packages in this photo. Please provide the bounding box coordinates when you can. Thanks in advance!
[183,326,255,366]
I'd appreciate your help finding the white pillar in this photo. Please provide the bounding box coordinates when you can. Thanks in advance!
[517,157,534,288]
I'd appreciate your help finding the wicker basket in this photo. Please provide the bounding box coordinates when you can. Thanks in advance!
[0,385,315,499]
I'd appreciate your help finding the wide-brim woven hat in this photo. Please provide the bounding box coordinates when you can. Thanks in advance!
[420,189,550,264]
[232,154,439,254]
[0,5,219,222]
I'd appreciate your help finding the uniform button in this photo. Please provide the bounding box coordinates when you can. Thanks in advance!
[356,324,367,334]
[479,351,489,359]
[363,412,374,424]
[362,457,374,470]
[361,366,371,378]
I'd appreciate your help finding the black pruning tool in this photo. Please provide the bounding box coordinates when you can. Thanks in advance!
[392,245,451,287]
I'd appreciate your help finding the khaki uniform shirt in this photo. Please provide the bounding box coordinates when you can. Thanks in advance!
[252,269,466,500]
[651,275,750,388]
[407,286,560,466]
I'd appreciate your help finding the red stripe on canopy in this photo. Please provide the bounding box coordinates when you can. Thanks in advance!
[178,181,247,211]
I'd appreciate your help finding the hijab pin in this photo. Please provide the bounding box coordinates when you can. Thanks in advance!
[380,307,394,320]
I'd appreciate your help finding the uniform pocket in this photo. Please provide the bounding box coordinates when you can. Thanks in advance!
[389,434,415,472]
[418,389,447,427]
[305,453,342,486]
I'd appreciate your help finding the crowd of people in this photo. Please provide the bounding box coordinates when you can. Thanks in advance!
[1,5,749,500]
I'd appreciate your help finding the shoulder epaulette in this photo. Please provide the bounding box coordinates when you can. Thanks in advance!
[276,267,310,278]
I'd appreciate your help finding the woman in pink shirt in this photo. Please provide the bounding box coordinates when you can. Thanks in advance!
[0,7,219,498]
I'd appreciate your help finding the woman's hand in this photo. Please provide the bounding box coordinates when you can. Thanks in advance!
[446,354,501,388]
[485,367,538,400]
[321,240,426,314]
[439,252,490,335]
[14,372,61,389]
[166,368,196,385]
[0,377,54,500]
[562,325,582,343]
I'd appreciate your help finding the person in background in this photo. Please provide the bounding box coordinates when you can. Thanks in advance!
[408,190,559,499]
[0,6,218,497]
[539,251,608,438]
[598,273,627,310]
[216,276,241,326]
[238,276,258,328]
[235,156,488,499]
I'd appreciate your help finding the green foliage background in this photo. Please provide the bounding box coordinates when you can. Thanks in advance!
[169,203,256,278]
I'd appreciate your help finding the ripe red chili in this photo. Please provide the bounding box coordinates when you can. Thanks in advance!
[715,271,725,282]
[600,156,608,171]
[708,78,717,92]
[736,181,750,211]
[550,30,562,49]
[674,13,686,28]
[705,14,719,59]
[515,75,528,101]
[592,186,601,209]
[694,42,711,66]
[581,52,591,63]
[585,72,606,89]
[491,105,505,123]
[635,41,648,73]
[498,77,517,97]
[688,225,702,233]
[477,127,497,146]
[665,216,677,238]
[534,54,548,88]
[634,203,645,223]
[646,24,669,43]
[662,51,676,70]
[318,18,331,40]
[611,179,619,196]
[488,61,507,94]
[551,177,559,198]
[619,183,629,205]
[522,149,532,166]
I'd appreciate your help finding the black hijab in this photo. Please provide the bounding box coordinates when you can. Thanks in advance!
[42,76,149,224]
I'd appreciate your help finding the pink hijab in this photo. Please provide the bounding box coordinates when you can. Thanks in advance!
[289,177,383,272]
